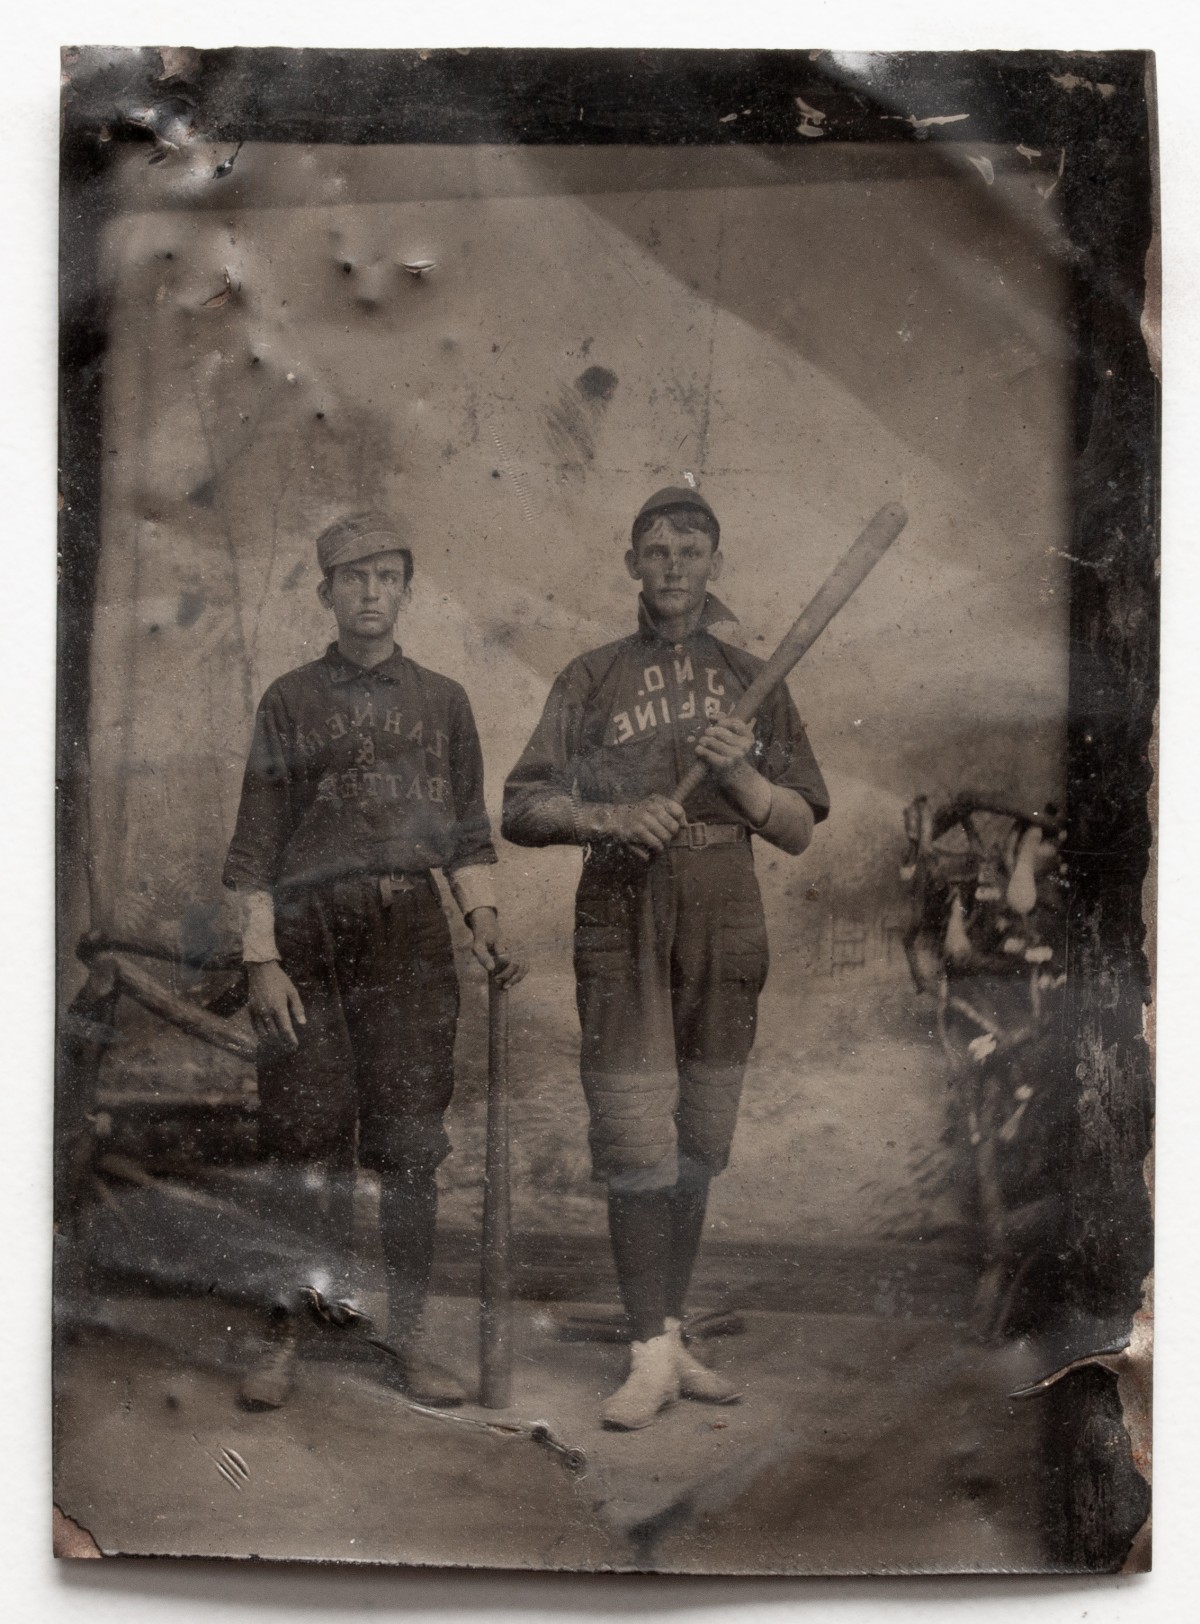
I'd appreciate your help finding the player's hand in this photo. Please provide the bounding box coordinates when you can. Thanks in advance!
[247,960,306,1050]
[468,908,527,987]
[609,795,685,856]
[695,718,757,780]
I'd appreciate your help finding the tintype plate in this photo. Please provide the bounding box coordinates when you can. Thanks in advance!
[55,47,1157,1574]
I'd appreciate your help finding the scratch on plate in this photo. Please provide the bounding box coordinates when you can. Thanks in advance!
[795,96,826,138]
[385,1393,587,1473]
[1036,148,1067,201]
[885,112,971,128]
[213,141,244,181]
[193,1435,251,1492]
[490,424,536,528]
[201,268,236,310]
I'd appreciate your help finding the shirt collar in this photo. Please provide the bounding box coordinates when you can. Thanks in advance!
[322,641,408,684]
[636,592,738,642]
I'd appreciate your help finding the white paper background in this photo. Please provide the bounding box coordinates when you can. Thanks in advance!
[5,2,1197,1618]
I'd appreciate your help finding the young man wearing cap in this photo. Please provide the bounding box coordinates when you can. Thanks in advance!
[224,511,523,1410]
[503,488,828,1429]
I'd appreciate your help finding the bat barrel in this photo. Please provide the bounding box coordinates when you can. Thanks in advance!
[479,976,514,1408]
[672,501,907,807]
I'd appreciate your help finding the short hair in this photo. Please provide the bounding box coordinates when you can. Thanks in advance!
[631,505,720,552]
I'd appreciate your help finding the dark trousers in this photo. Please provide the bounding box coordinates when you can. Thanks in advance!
[257,873,459,1176]
[256,873,459,1338]
[573,842,769,1182]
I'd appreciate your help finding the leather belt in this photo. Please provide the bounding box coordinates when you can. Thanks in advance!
[668,822,748,850]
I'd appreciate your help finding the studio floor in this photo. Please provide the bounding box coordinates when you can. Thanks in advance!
[54,1290,1052,1574]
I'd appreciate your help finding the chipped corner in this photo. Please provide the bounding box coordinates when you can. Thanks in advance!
[53,1505,104,1560]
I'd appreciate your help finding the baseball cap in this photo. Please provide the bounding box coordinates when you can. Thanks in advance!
[632,485,720,543]
[316,511,413,575]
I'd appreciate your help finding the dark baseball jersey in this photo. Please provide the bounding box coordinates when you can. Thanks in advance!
[502,595,829,843]
[502,594,829,1182]
[223,642,496,894]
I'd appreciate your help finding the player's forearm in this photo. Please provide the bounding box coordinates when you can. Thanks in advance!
[717,763,814,854]
[713,760,773,828]
[238,888,281,963]
[500,788,582,847]
[755,784,816,854]
[501,786,645,849]
[447,861,499,918]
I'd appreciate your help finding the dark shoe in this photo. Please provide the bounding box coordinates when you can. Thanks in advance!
[382,1343,468,1406]
[238,1319,297,1411]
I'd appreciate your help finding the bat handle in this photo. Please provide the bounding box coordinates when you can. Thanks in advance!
[672,761,708,805]
[480,975,513,1408]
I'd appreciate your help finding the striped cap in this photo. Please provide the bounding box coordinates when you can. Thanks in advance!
[632,485,720,543]
[316,511,412,574]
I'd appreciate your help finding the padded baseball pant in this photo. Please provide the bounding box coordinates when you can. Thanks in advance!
[573,841,770,1184]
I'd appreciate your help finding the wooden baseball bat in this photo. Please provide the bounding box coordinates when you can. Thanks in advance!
[479,976,513,1408]
[671,501,908,805]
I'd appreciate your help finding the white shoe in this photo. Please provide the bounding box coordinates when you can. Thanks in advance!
[601,1333,680,1430]
[665,1316,743,1404]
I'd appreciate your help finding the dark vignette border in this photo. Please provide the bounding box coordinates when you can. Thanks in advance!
[57,47,1158,1573]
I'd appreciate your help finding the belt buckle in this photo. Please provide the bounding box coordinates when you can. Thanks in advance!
[379,872,414,907]
[684,821,708,850]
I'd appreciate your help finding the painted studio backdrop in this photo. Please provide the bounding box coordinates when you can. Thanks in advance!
[55,40,1164,1575]
[74,139,1071,1253]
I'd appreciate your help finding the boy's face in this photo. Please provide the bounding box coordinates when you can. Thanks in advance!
[318,550,411,639]
[626,517,722,623]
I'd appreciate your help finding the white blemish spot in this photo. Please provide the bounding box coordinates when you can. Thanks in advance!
[719,113,737,124]
[1050,72,1117,98]
[795,96,826,138]
[683,471,697,488]
[286,372,297,383]
[1016,143,1042,160]
[885,111,970,128]
[967,154,995,185]
[1036,148,1067,200]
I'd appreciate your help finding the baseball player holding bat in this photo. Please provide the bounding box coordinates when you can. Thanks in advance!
[224,510,525,1412]
[503,486,839,1429]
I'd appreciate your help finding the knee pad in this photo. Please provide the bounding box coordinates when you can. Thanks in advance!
[607,1150,679,1195]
